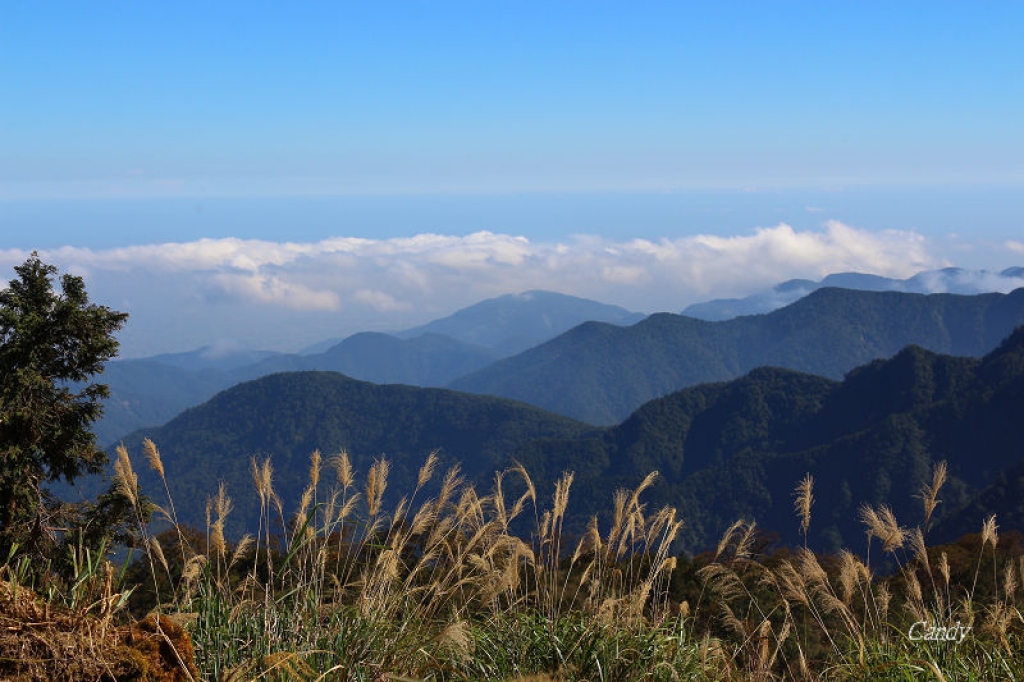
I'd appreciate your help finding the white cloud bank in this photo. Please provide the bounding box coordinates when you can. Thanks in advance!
[0,222,948,356]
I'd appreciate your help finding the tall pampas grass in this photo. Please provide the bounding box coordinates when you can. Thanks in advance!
[104,440,1024,682]
[793,473,813,548]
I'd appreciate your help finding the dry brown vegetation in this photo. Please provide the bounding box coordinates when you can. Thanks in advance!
[0,574,198,681]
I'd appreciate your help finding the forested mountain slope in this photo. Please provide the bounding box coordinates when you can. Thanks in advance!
[113,372,593,535]
[511,326,1024,551]
[451,287,1024,424]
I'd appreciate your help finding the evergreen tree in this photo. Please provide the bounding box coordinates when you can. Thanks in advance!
[0,253,128,561]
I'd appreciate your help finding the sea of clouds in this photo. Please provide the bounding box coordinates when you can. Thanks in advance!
[3,222,1021,357]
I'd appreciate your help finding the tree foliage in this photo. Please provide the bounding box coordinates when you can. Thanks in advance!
[0,253,129,562]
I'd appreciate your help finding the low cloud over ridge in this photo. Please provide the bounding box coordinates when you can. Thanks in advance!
[1,222,945,356]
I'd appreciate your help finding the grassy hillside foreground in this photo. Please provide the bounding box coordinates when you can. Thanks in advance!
[5,446,1023,681]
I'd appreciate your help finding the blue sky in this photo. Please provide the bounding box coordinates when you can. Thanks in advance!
[2,2,1023,355]
[5,1,1023,199]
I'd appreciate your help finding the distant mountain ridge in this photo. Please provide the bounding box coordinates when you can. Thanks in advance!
[450,287,1024,424]
[142,345,283,372]
[226,332,501,387]
[95,290,643,445]
[98,285,1024,446]
[683,266,1024,321]
[396,290,646,355]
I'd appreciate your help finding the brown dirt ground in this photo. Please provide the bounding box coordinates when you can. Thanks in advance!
[0,580,198,681]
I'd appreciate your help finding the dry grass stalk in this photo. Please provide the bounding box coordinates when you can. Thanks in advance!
[713,520,746,562]
[793,473,814,543]
[417,449,439,489]
[209,483,232,562]
[903,569,926,622]
[908,527,929,569]
[918,459,948,527]
[436,619,472,660]
[733,521,758,562]
[859,504,905,554]
[143,437,165,479]
[771,559,809,609]
[296,485,314,529]
[149,536,170,578]
[983,601,1014,649]
[982,514,999,550]
[365,457,390,518]
[875,582,891,627]
[1003,561,1018,602]
[837,550,861,606]
[230,534,254,573]
[606,488,629,556]
[551,471,574,524]
[113,444,139,508]
[180,555,207,595]
[308,449,322,490]
[330,449,354,489]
